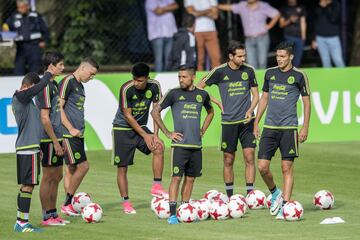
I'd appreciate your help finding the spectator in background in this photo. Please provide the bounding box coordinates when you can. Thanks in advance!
[185,0,221,71]
[145,0,178,72]
[3,0,49,75]
[219,0,280,69]
[169,14,196,70]
[279,0,307,67]
[312,0,345,67]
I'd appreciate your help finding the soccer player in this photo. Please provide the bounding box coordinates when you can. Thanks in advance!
[35,52,69,225]
[151,65,214,224]
[112,63,167,214]
[59,57,99,216]
[253,41,311,219]
[198,41,259,197]
[12,69,56,232]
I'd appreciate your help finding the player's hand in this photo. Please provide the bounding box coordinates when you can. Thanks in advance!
[245,111,253,123]
[39,41,46,48]
[152,135,164,151]
[144,134,156,151]
[154,7,164,15]
[70,128,82,137]
[290,15,299,23]
[54,141,64,156]
[311,41,317,50]
[47,64,58,78]
[167,132,183,142]
[299,127,308,143]
[253,124,261,140]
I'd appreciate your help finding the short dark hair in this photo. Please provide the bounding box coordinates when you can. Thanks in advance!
[276,41,294,55]
[82,57,100,69]
[227,40,245,55]
[182,13,195,28]
[132,62,150,78]
[42,51,64,69]
[178,64,196,76]
[22,72,40,85]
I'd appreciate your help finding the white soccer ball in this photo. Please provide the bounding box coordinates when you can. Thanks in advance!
[177,203,198,223]
[283,201,304,221]
[266,194,272,209]
[228,199,247,218]
[204,190,219,202]
[153,198,170,219]
[151,196,165,212]
[191,199,210,221]
[313,190,335,210]
[81,203,103,223]
[230,194,246,204]
[245,190,266,209]
[213,192,229,203]
[72,192,92,213]
[209,200,229,220]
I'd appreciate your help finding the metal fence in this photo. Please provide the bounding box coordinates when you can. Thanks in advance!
[0,0,357,75]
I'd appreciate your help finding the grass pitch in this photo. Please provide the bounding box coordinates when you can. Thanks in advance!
[1,142,360,240]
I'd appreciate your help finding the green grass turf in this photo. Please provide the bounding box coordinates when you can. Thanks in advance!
[1,143,360,240]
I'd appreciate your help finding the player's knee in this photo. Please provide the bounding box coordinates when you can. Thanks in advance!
[171,176,182,183]
[223,154,234,167]
[281,165,292,175]
[258,164,269,175]
[153,147,164,156]
[79,161,89,173]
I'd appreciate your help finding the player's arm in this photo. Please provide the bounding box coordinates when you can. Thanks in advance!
[266,13,280,31]
[186,5,211,17]
[15,72,52,104]
[59,98,81,137]
[40,109,63,156]
[197,76,224,113]
[245,86,259,122]
[253,91,269,139]
[299,96,311,143]
[151,103,183,142]
[154,2,179,15]
[217,4,232,11]
[300,15,307,41]
[200,95,214,137]
[207,6,219,20]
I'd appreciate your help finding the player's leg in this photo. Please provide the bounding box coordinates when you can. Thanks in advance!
[14,45,26,75]
[204,31,221,68]
[14,153,42,232]
[221,124,238,197]
[181,148,202,202]
[257,128,283,215]
[181,176,195,203]
[195,32,206,71]
[239,120,257,194]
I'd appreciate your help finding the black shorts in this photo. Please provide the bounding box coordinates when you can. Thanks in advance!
[63,137,87,165]
[221,120,256,153]
[171,147,202,177]
[112,127,152,167]
[40,142,64,167]
[17,152,41,185]
[258,128,299,161]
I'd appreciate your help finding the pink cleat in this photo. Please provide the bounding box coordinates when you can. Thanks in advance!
[61,204,80,217]
[151,184,169,199]
[53,216,70,224]
[41,217,65,226]
[122,201,136,214]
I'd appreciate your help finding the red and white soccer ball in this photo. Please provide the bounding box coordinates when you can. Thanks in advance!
[153,198,170,219]
[228,199,247,218]
[191,199,210,221]
[213,192,229,203]
[72,192,92,213]
[266,194,272,209]
[209,200,229,220]
[177,203,198,223]
[313,190,335,210]
[245,190,266,209]
[282,201,304,221]
[151,196,165,213]
[230,194,246,204]
[204,190,219,202]
[81,203,103,223]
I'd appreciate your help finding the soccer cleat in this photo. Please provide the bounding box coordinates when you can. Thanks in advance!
[122,201,136,214]
[151,184,169,199]
[41,217,66,226]
[14,222,43,232]
[167,215,179,225]
[53,216,70,224]
[275,206,284,220]
[61,204,80,217]
[270,189,283,216]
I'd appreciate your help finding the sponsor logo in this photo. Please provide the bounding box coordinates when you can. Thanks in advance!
[270,75,276,81]
[223,75,229,80]
[179,96,185,100]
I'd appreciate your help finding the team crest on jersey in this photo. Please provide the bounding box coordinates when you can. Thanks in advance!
[270,75,276,81]
[196,95,202,103]
[223,75,229,80]
[145,90,152,99]
[114,156,120,163]
[287,76,295,84]
[179,96,186,100]
[241,72,249,80]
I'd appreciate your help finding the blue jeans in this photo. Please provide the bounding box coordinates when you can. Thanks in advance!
[284,35,304,67]
[316,35,345,68]
[151,37,173,72]
[245,33,270,69]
